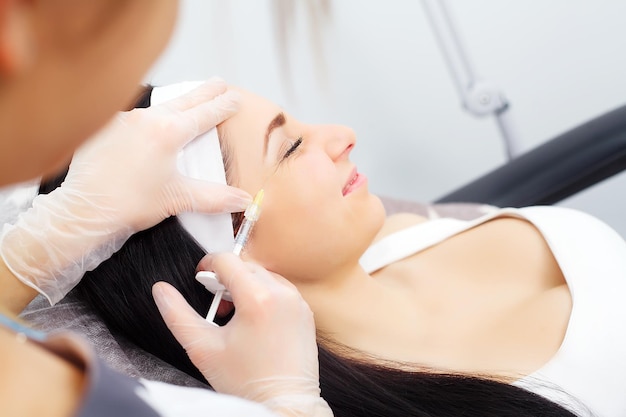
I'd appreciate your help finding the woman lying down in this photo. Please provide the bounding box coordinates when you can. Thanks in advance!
[40,81,626,417]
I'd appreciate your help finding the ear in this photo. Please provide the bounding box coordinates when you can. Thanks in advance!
[0,0,34,77]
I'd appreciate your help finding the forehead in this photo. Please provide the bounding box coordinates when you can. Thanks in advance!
[219,88,284,190]
[226,87,282,131]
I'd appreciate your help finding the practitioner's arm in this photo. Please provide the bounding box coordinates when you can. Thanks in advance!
[0,260,38,314]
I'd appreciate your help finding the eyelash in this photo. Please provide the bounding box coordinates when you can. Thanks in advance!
[282,136,303,160]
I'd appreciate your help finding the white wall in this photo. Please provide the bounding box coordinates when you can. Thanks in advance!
[146,0,626,236]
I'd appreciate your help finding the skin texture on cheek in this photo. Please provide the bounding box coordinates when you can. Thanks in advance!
[241,168,335,281]
[245,174,385,286]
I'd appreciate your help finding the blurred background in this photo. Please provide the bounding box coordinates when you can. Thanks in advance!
[146,0,626,237]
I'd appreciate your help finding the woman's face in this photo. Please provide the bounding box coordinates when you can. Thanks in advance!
[219,88,386,282]
[0,0,179,184]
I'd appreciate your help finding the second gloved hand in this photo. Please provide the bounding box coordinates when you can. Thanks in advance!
[154,253,333,417]
[0,78,251,305]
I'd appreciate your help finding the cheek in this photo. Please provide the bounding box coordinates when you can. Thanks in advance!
[244,160,336,275]
[268,155,337,219]
[258,154,337,213]
[247,204,338,282]
[244,158,385,282]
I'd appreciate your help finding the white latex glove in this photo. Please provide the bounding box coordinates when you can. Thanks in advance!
[153,253,333,417]
[0,79,251,305]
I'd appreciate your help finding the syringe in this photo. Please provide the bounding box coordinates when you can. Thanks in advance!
[232,188,264,256]
[201,189,264,323]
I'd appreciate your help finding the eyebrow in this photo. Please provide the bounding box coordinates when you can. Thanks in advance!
[264,112,286,156]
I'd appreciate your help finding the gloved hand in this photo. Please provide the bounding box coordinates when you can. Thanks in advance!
[0,78,251,305]
[153,253,333,417]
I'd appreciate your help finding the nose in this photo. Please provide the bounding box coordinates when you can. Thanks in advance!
[307,124,356,162]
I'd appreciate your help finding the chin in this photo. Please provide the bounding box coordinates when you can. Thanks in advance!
[357,194,387,244]
[369,194,387,223]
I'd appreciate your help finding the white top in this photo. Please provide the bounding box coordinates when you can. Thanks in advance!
[360,206,626,417]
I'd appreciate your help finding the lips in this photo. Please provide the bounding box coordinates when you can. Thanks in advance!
[342,168,366,196]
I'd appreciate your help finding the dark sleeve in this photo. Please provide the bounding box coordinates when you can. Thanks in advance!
[39,332,161,417]
[41,331,277,417]
[75,357,161,417]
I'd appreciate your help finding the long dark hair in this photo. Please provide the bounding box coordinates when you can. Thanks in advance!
[40,86,580,417]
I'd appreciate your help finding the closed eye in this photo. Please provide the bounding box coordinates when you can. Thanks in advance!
[282,137,302,160]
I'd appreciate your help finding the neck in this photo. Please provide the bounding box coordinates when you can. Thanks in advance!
[297,263,416,359]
